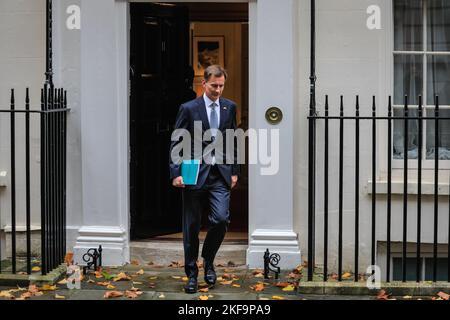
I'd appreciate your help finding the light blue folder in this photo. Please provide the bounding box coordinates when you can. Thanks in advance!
[181,159,200,185]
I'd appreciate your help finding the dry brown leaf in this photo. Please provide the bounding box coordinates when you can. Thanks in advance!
[272,295,287,300]
[220,280,233,285]
[20,292,33,300]
[136,269,145,275]
[232,284,241,288]
[40,285,57,291]
[104,291,124,299]
[0,291,15,299]
[97,282,111,286]
[147,261,154,265]
[106,284,116,289]
[377,289,390,300]
[113,272,131,282]
[131,260,140,265]
[58,278,68,285]
[437,292,450,300]
[251,283,265,292]
[252,269,264,275]
[64,252,74,265]
[95,270,103,278]
[55,294,66,299]
[342,272,352,279]
[275,282,291,288]
[125,290,143,299]
[28,285,40,294]
[199,295,209,300]
[287,272,301,279]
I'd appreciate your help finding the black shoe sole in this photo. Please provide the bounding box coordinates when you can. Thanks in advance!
[184,288,198,294]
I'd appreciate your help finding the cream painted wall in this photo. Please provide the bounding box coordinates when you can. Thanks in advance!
[0,0,46,234]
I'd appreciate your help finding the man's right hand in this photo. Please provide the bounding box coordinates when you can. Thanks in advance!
[172,176,185,188]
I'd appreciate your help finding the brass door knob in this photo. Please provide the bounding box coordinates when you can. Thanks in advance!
[265,107,283,124]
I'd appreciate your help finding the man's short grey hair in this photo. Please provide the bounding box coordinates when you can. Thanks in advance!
[204,65,228,81]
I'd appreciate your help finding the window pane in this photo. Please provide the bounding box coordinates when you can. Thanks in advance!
[426,108,450,159]
[427,0,450,51]
[394,108,420,159]
[424,258,448,281]
[394,0,423,51]
[393,258,423,281]
[394,55,423,105]
[427,55,450,105]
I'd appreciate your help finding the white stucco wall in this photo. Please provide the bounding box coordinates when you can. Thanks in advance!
[0,0,46,247]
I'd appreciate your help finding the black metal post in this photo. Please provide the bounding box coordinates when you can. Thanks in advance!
[417,96,423,282]
[41,88,47,275]
[371,96,376,272]
[46,0,53,87]
[433,96,439,282]
[355,96,360,281]
[10,89,16,274]
[386,96,392,282]
[25,88,32,274]
[324,95,329,282]
[307,0,316,281]
[338,95,344,282]
[402,95,409,282]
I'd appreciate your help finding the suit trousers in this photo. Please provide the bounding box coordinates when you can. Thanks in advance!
[182,165,230,278]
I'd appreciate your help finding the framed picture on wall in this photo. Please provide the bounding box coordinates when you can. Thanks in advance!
[193,36,225,76]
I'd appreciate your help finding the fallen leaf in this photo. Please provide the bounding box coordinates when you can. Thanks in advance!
[97,282,111,286]
[171,276,182,280]
[377,289,390,300]
[342,272,352,279]
[95,270,103,278]
[40,285,57,291]
[148,276,158,280]
[113,272,131,282]
[158,294,165,299]
[182,276,189,282]
[104,291,124,299]
[125,290,143,299]
[106,284,116,289]
[259,297,270,300]
[272,295,287,300]
[403,295,413,299]
[148,283,156,289]
[437,292,450,300]
[252,269,264,275]
[58,279,68,285]
[232,284,241,288]
[64,252,74,265]
[20,292,33,300]
[136,269,145,275]
[147,261,154,266]
[55,294,66,299]
[287,272,301,279]
[131,260,140,265]
[0,291,15,299]
[293,265,303,274]
[254,273,264,278]
[32,266,41,272]
[275,282,291,288]
[28,285,40,294]
[220,280,233,285]
[282,285,296,292]
[199,295,209,300]
[251,283,265,292]
[133,281,143,285]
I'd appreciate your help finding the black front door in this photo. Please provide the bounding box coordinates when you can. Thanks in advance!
[130,3,190,239]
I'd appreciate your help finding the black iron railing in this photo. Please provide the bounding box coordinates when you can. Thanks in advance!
[0,85,68,275]
[308,94,450,283]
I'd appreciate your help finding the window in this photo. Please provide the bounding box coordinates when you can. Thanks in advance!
[393,0,450,161]
[392,257,448,281]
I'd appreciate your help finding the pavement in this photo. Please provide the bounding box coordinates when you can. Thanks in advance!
[0,262,379,301]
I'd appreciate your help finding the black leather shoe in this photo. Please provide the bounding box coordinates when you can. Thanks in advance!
[204,261,216,286]
[184,277,198,294]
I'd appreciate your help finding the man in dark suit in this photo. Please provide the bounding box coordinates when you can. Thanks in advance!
[169,65,240,293]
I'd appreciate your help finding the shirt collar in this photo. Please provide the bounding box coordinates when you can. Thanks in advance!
[203,93,220,108]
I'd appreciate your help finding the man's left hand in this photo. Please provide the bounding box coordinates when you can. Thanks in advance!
[231,175,238,189]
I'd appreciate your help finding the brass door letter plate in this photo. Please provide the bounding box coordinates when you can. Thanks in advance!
[265,107,283,124]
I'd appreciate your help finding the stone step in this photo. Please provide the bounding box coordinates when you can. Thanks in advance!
[130,240,248,266]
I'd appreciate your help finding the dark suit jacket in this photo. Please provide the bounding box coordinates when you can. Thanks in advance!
[169,96,240,189]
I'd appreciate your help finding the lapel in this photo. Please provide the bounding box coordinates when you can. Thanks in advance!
[196,97,210,131]
[219,97,228,131]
